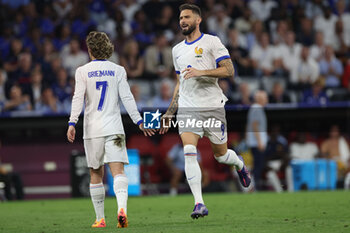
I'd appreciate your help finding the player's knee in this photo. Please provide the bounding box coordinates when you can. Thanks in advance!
[110,168,124,178]
[90,167,102,174]
[90,169,103,183]
[109,162,125,177]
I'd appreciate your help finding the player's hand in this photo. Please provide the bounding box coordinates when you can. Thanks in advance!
[182,67,204,80]
[139,123,156,136]
[159,114,172,134]
[67,125,76,143]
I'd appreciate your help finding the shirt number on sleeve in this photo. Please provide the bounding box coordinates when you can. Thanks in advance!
[96,81,108,111]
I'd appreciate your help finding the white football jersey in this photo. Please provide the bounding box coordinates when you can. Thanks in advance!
[69,60,142,139]
[172,33,230,108]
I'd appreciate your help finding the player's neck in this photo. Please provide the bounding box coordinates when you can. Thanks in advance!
[185,30,202,43]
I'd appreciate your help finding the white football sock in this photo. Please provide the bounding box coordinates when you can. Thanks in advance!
[344,172,350,190]
[215,149,243,170]
[90,183,105,221]
[267,170,283,193]
[114,174,128,214]
[286,166,294,192]
[184,144,204,204]
[169,187,178,196]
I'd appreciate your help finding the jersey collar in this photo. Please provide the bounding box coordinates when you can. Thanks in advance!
[185,33,204,45]
[92,59,107,61]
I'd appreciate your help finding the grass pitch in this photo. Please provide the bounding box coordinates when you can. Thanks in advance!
[0,191,349,233]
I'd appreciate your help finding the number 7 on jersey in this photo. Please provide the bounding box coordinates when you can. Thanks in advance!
[96,81,108,111]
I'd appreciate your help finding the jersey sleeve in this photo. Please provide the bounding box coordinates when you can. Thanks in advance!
[172,47,180,75]
[118,67,143,125]
[68,67,86,125]
[211,36,231,66]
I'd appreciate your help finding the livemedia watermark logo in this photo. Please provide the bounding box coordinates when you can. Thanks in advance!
[143,109,223,130]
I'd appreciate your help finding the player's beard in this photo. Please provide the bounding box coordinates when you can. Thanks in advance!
[181,22,196,36]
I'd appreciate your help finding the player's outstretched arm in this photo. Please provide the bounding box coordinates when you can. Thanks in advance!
[67,67,86,143]
[182,58,235,79]
[159,77,180,135]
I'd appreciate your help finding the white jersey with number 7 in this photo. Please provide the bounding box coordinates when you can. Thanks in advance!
[69,60,142,139]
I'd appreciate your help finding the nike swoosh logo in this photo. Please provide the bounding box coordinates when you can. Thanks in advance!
[187,176,195,180]
[176,56,181,60]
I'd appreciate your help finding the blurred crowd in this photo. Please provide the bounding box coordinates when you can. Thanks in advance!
[1,0,350,115]
[234,124,350,191]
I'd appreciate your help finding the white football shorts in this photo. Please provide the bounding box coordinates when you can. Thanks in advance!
[84,134,129,169]
[177,107,227,145]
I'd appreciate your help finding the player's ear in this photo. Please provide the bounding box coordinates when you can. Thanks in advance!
[196,16,202,25]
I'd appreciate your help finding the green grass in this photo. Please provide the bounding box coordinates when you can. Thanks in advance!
[1,191,350,233]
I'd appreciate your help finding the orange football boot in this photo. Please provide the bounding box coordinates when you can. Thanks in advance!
[117,208,128,228]
[91,218,106,228]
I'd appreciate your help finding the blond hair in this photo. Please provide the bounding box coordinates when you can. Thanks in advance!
[86,31,114,60]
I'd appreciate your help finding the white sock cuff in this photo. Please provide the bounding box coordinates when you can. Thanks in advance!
[114,174,128,189]
[90,183,105,193]
[90,183,105,196]
[214,149,243,170]
[227,149,238,157]
[114,174,127,180]
[90,183,104,188]
[184,144,197,156]
[215,150,230,163]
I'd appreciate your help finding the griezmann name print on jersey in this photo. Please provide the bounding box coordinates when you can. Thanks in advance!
[88,70,115,78]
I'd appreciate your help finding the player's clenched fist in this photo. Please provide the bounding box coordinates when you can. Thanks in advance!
[67,125,76,143]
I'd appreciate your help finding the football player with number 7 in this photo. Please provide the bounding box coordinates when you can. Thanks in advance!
[67,31,155,228]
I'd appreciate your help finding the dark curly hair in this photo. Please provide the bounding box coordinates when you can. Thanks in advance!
[86,31,114,60]
[179,3,201,17]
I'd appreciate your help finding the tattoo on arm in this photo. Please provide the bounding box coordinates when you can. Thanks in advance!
[218,59,234,77]
[167,89,179,115]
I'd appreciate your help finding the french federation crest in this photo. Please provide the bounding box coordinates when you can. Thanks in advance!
[195,46,203,58]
